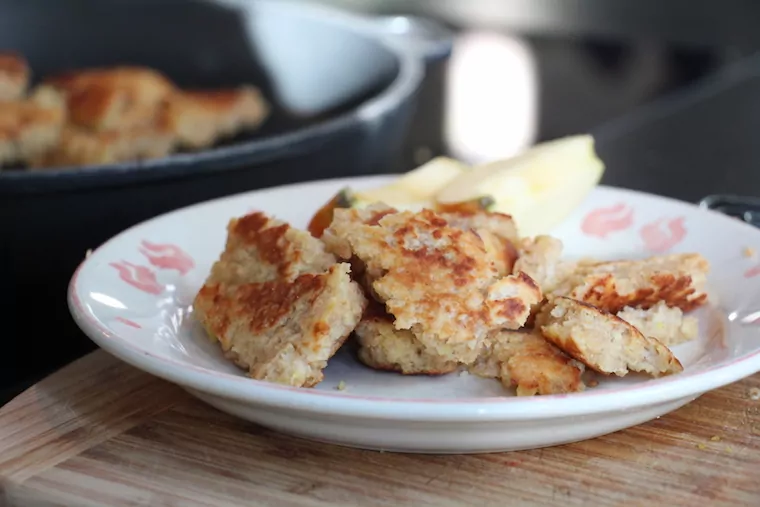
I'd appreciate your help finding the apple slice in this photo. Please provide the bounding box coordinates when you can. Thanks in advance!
[354,156,468,207]
[435,134,605,237]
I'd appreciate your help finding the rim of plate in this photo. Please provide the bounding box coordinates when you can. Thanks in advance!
[68,176,760,422]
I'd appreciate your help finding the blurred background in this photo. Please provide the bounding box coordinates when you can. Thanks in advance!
[304,0,757,167]
[2,0,760,403]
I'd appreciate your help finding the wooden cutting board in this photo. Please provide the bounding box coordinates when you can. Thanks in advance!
[1,351,759,507]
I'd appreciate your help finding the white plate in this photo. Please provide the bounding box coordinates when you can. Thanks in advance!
[69,176,760,454]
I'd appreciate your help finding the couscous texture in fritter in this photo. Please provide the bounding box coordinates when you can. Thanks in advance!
[195,192,710,397]
[325,207,542,365]
[194,211,366,388]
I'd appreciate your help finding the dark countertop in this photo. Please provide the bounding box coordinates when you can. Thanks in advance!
[593,52,760,202]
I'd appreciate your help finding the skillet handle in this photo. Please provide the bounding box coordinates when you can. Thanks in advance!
[370,15,454,62]
[700,194,760,228]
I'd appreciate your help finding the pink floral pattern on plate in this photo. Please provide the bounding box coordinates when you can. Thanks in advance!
[640,217,686,253]
[109,261,163,295]
[115,317,142,329]
[111,242,195,296]
[744,265,760,279]
[139,241,195,275]
[581,203,634,238]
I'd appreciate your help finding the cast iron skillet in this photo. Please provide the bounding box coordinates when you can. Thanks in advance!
[0,0,452,192]
[0,0,451,392]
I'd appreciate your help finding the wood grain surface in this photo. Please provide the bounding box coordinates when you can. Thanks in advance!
[1,351,759,507]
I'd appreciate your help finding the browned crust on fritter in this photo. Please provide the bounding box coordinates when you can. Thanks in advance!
[565,271,706,313]
[537,297,683,377]
[470,329,585,396]
[193,211,365,387]
[197,271,330,344]
[325,205,519,277]
[321,203,398,260]
[439,210,519,243]
[339,208,541,363]
[207,211,336,285]
[0,52,30,100]
[440,210,520,276]
[554,254,709,313]
[231,212,297,277]
[44,66,175,131]
[0,96,65,165]
[195,263,366,387]
[0,100,65,138]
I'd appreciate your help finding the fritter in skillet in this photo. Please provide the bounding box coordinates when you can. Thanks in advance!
[0,52,29,100]
[44,66,175,131]
[159,86,269,149]
[0,90,66,166]
[27,124,174,168]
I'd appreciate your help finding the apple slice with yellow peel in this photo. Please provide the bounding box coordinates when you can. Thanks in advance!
[435,134,605,237]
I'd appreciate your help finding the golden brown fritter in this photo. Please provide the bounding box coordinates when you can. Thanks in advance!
[617,301,698,346]
[28,84,67,110]
[195,263,366,387]
[44,66,175,131]
[537,297,683,377]
[469,329,585,396]
[551,253,709,313]
[0,94,66,166]
[321,203,397,301]
[194,210,367,387]
[513,235,576,294]
[324,205,520,276]
[354,303,458,375]
[160,86,269,149]
[336,208,542,364]
[27,124,175,169]
[323,204,521,293]
[321,203,398,260]
[0,52,30,100]
[207,211,337,286]
[440,210,519,276]
[440,210,519,243]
